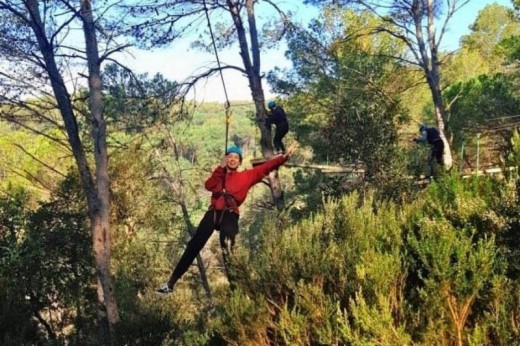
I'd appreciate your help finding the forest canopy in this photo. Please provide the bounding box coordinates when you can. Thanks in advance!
[1,0,520,345]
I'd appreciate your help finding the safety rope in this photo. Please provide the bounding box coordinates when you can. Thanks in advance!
[202,0,232,151]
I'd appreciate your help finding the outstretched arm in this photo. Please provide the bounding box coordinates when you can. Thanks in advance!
[415,130,427,143]
[248,141,299,185]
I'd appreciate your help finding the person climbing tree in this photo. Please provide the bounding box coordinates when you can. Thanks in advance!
[266,101,289,154]
[156,141,298,296]
[414,123,444,179]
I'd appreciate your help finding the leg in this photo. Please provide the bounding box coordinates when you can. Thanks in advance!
[167,211,215,288]
[273,131,282,153]
[434,141,444,165]
[429,141,444,178]
[273,122,289,153]
[219,212,239,289]
[427,148,435,177]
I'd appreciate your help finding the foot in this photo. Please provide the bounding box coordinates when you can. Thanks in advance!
[155,283,173,297]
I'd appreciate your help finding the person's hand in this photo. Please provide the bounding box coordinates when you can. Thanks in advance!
[284,141,298,158]
[220,155,227,168]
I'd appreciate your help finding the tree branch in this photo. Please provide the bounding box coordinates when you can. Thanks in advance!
[12,143,68,178]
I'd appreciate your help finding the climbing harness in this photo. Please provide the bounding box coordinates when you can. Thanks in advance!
[210,170,238,229]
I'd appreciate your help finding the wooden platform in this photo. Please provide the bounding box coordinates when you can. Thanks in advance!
[461,166,518,178]
[284,162,365,175]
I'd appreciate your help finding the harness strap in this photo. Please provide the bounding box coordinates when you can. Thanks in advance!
[211,207,234,229]
[210,168,238,227]
[213,209,226,226]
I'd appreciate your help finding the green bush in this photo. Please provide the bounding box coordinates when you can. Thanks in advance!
[208,174,520,345]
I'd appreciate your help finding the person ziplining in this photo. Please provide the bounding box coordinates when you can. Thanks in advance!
[156,141,298,296]
[155,0,299,297]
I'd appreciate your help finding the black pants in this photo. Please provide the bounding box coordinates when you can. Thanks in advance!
[167,210,239,288]
[428,139,444,176]
[273,122,289,152]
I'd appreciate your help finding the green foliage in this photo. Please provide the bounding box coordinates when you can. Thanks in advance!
[445,74,520,142]
[440,3,520,171]
[461,4,520,65]
[442,47,491,91]
[205,173,520,345]
[508,129,520,167]
[408,219,497,341]
[115,295,201,346]
[209,289,270,345]
[4,4,520,339]
[443,73,520,167]
[451,2,520,85]
[216,191,410,344]
[498,35,520,62]
[346,292,412,345]
[0,175,97,345]
[102,63,180,133]
[4,101,520,345]
[0,121,72,200]
[105,101,264,343]
[268,9,408,193]
[0,189,39,346]
[404,174,520,344]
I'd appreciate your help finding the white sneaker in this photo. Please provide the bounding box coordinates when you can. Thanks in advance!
[155,283,173,297]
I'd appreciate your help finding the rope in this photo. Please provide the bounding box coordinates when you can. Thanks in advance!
[202,0,232,151]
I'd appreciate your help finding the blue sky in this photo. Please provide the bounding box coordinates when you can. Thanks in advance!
[444,0,513,49]
[120,0,514,102]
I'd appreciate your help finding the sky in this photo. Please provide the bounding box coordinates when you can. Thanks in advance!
[120,0,514,103]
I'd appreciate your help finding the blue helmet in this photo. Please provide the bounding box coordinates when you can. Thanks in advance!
[419,123,426,131]
[267,101,276,109]
[225,146,243,161]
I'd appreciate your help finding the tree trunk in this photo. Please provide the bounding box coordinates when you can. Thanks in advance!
[80,1,120,344]
[25,0,96,202]
[425,0,453,170]
[429,76,453,170]
[412,0,453,171]
[24,1,119,344]
[227,0,284,209]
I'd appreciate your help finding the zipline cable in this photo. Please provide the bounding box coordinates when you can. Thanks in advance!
[202,0,232,151]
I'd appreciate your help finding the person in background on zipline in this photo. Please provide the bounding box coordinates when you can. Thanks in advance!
[156,141,298,296]
[414,123,444,179]
[266,101,289,154]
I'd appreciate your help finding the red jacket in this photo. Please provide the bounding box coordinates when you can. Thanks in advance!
[205,155,288,214]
